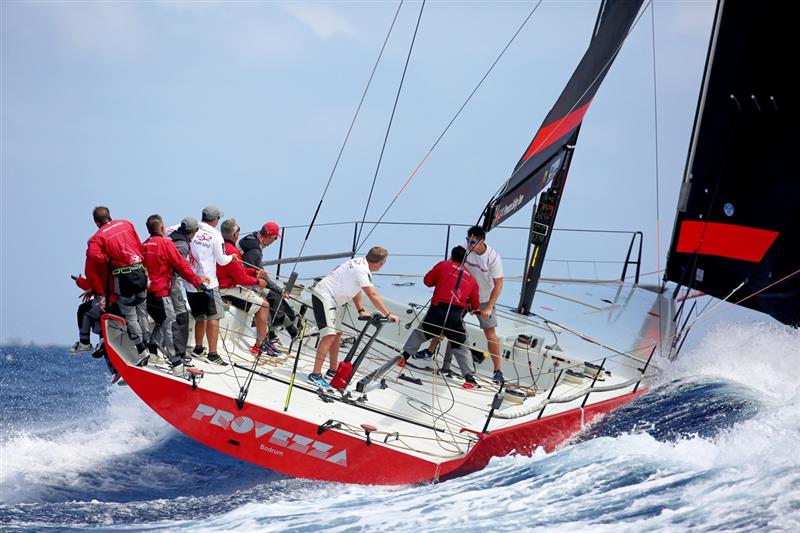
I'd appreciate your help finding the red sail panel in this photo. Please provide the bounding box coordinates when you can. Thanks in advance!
[675,221,778,263]
[522,101,592,162]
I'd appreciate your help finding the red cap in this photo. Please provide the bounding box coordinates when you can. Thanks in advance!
[261,221,281,238]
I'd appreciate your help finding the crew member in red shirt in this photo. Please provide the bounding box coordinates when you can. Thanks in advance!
[142,214,209,374]
[400,246,482,388]
[85,206,149,358]
[217,218,278,356]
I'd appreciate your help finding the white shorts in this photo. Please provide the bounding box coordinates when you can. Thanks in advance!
[311,289,347,338]
[220,286,267,310]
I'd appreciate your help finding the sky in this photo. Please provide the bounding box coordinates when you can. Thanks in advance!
[0,0,723,344]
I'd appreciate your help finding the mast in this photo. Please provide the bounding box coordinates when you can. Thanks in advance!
[515,4,609,314]
[516,136,577,314]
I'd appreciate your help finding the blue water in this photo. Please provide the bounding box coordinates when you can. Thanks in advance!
[2,322,799,532]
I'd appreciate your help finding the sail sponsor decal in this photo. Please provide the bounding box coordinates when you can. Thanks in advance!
[675,220,779,263]
[191,403,348,467]
[490,152,564,230]
[494,194,525,224]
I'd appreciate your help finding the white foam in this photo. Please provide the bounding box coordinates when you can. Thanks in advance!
[0,386,174,504]
[667,320,800,398]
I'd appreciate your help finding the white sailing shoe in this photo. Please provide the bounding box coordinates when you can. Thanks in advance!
[69,341,93,354]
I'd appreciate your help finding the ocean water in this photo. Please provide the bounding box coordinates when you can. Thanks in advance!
[1,322,799,532]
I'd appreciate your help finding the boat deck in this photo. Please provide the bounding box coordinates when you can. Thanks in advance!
[109,276,670,465]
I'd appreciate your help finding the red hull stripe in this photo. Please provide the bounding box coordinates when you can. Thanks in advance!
[676,221,778,263]
[522,101,592,162]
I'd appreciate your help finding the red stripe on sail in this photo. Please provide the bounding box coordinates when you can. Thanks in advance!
[676,221,778,263]
[522,101,592,162]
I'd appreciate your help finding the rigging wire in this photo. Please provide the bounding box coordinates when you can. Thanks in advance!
[233,2,404,398]
[297,0,403,251]
[649,2,664,357]
[354,0,545,252]
[356,0,427,247]
[357,0,656,252]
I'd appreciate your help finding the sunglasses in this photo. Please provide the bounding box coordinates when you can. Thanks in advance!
[466,238,480,245]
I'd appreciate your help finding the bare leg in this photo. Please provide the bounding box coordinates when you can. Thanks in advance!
[427,337,441,354]
[207,319,220,353]
[313,334,337,374]
[484,327,500,371]
[195,320,206,348]
[254,303,268,342]
[328,332,343,372]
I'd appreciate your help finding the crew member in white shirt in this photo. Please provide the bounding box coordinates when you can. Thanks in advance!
[185,205,236,366]
[464,225,505,384]
[308,246,398,388]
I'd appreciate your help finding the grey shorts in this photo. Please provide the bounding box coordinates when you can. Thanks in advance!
[477,302,498,329]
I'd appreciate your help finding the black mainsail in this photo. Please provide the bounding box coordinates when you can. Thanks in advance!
[664,0,799,326]
[480,0,644,313]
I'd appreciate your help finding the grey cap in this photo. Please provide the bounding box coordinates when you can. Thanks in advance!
[201,205,223,221]
[180,216,199,232]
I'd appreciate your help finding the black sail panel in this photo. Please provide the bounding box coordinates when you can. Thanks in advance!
[664,1,799,325]
[484,0,644,230]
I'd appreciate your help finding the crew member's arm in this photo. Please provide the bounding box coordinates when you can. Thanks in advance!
[422,262,441,287]
[469,280,481,314]
[85,239,108,295]
[482,252,504,318]
[352,293,370,318]
[482,277,503,318]
[213,238,234,266]
[264,276,283,294]
[167,241,204,289]
[361,287,398,322]
[231,257,261,288]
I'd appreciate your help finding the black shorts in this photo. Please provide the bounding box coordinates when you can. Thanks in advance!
[420,304,467,346]
[186,290,220,320]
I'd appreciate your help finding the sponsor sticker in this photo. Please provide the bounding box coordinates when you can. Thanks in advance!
[191,403,348,467]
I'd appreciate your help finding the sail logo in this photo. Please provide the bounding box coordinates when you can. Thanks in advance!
[495,193,526,223]
[191,403,348,467]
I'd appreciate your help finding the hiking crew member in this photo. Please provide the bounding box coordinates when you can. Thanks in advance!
[85,206,150,357]
[187,205,236,366]
[239,221,298,340]
[142,214,207,374]
[69,274,103,354]
[400,246,482,388]
[309,246,398,388]
[464,225,505,384]
[217,218,276,356]
[168,217,200,363]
